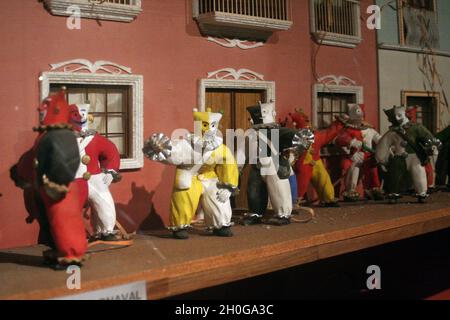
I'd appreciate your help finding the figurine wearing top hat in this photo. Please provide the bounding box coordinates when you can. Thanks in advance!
[243,102,314,226]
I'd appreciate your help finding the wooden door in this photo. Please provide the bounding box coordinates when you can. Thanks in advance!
[206,89,265,210]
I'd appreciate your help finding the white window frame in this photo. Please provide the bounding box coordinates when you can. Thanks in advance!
[309,0,362,48]
[312,77,363,128]
[43,0,142,23]
[40,69,144,170]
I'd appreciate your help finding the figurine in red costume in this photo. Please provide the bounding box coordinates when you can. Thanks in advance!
[69,104,122,241]
[406,106,436,189]
[335,104,384,202]
[290,109,343,207]
[11,88,87,269]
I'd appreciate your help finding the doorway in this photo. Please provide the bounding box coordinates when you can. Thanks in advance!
[205,88,266,209]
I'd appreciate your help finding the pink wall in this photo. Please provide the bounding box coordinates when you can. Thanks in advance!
[0,0,378,249]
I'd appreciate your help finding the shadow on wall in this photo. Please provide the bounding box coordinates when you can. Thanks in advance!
[8,148,53,247]
[115,180,167,234]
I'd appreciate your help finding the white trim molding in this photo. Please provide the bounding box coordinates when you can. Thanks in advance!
[43,0,142,23]
[199,68,275,111]
[40,59,144,170]
[309,0,362,48]
[207,68,265,81]
[207,37,265,50]
[312,75,363,127]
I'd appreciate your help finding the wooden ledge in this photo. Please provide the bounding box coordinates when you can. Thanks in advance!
[1,192,450,300]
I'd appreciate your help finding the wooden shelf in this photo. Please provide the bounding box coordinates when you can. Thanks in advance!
[1,192,450,300]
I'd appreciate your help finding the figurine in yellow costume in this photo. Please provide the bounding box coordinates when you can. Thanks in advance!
[143,108,239,239]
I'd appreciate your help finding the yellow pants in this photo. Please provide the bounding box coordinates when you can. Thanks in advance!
[311,159,335,203]
[170,178,233,230]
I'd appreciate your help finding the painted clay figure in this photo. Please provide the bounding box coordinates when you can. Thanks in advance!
[243,102,314,226]
[375,106,441,203]
[436,125,450,189]
[143,108,239,239]
[290,109,343,207]
[335,104,383,202]
[406,106,437,189]
[11,88,87,269]
[435,125,450,189]
[69,104,122,241]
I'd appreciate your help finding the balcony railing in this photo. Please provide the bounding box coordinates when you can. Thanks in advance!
[193,0,293,41]
[310,0,361,48]
[44,0,142,23]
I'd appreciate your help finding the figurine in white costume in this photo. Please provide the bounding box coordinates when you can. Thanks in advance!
[243,102,315,226]
[375,106,441,203]
[69,104,122,241]
[143,108,239,239]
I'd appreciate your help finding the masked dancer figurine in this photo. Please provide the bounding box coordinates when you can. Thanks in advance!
[436,125,450,190]
[406,106,438,190]
[335,104,383,202]
[69,104,123,242]
[375,106,441,203]
[243,102,314,226]
[143,108,239,239]
[290,109,343,207]
[11,88,87,269]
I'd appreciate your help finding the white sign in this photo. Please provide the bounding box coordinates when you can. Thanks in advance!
[54,281,147,300]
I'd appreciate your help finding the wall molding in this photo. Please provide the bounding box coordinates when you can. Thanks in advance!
[199,68,274,111]
[207,68,265,81]
[207,37,264,50]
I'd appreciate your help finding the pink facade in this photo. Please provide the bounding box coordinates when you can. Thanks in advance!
[0,0,378,249]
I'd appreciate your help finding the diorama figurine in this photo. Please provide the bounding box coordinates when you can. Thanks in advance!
[436,125,450,189]
[290,109,343,207]
[406,106,436,189]
[243,102,314,226]
[143,108,239,239]
[335,104,383,202]
[375,105,441,203]
[11,88,87,269]
[69,104,123,241]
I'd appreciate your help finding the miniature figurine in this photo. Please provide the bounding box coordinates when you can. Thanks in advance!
[143,108,239,239]
[69,103,123,242]
[243,102,314,226]
[406,106,436,189]
[11,88,87,269]
[375,105,441,203]
[335,104,383,202]
[290,109,343,207]
[436,125,450,189]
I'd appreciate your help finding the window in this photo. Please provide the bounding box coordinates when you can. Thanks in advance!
[316,92,356,129]
[43,0,142,23]
[50,84,131,158]
[193,0,293,41]
[310,0,362,48]
[40,62,144,170]
[402,91,440,134]
[398,0,439,49]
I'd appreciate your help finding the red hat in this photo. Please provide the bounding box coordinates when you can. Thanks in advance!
[69,104,82,132]
[38,88,71,127]
[289,108,310,129]
[406,106,418,123]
